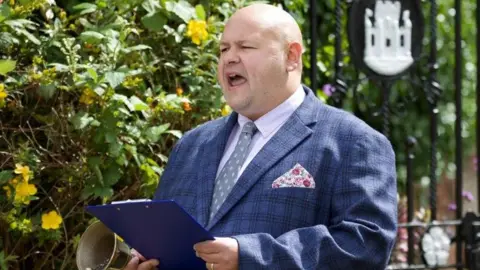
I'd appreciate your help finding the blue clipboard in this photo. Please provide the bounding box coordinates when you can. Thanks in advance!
[85,199,214,269]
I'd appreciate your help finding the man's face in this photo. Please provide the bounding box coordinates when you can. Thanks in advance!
[218,16,288,120]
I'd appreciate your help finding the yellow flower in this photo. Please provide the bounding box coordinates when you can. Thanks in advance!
[15,181,37,197]
[14,163,31,181]
[176,87,183,96]
[14,181,37,205]
[79,87,96,105]
[0,84,7,100]
[41,210,63,230]
[221,105,231,116]
[186,20,208,45]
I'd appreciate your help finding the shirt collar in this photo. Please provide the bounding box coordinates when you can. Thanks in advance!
[237,85,305,138]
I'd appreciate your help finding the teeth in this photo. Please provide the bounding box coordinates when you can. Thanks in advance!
[228,74,237,78]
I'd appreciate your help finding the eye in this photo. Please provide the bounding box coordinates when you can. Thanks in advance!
[220,47,229,53]
[242,46,254,49]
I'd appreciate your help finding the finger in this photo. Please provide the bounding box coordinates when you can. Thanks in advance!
[195,248,218,255]
[196,252,221,263]
[131,249,147,261]
[193,240,218,254]
[138,259,160,270]
[124,256,139,270]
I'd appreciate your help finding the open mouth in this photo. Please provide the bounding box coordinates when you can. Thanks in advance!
[227,73,247,87]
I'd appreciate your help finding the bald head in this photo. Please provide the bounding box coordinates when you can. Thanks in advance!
[226,4,304,55]
[217,3,304,120]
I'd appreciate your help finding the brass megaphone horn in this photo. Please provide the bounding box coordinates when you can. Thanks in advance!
[76,221,132,270]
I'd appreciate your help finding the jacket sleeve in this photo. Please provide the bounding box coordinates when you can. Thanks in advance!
[231,132,398,270]
[153,134,185,200]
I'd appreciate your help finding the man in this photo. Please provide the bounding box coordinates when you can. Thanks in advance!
[126,3,397,270]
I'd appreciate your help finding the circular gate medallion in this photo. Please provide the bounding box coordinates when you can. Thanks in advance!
[348,0,424,79]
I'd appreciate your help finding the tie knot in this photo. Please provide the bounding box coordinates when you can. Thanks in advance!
[242,122,257,136]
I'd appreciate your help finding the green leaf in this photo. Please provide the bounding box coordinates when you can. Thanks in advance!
[80,7,97,15]
[122,45,152,53]
[38,84,56,100]
[0,5,11,23]
[141,12,167,32]
[4,19,36,29]
[125,145,140,166]
[97,0,107,8]
[103,164,122,186]
[0,171,13,186]
[87,68,98,82]
[195,4,206,20]
[0,32,19,48]
[94,165,104,186]
[118,107,131,116]
[115,152,128,167]
[112,94,134,111]
[105,131,117,143]
[323,45,334,56]
[167,130,183,139]
[108,141,123,157]
[156,153,169,163]
[73,3,97,14]
[81,185,95,200]
[78,18,95,28]
[0,59,16,76]
[79,31,105,44]
[145,124,170,143]
[125,124,141,138]
[94,86,105,96]
[73,3,98,10]
[142,0,162,14]
[105,71,125,89]
[94,186,113,198]
[166,0,195,23]
[70,112,94,130]
[17,29,40,45]
[129,96,149,111]
[49,63,69,72]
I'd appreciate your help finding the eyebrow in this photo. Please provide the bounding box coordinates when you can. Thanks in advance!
[219,40,255,47]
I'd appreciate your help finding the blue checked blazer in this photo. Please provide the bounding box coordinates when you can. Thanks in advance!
[154,86,397,269]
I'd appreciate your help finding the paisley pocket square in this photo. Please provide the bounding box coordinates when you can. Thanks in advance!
[272,163,315,189]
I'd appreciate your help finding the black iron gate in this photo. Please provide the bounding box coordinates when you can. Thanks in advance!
[282,0,480,269]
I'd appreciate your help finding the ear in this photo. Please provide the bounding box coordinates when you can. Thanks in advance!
[286,42,302,72]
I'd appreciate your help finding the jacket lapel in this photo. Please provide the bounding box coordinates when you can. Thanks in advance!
[196,113,238,228]
[206,86,319,230]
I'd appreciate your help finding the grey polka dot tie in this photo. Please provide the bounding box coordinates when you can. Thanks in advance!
[209,122,258,221]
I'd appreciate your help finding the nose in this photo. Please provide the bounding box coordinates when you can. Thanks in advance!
[223,49,240,65]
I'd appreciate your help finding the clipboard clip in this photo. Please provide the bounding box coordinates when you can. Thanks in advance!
[111,199,151,205]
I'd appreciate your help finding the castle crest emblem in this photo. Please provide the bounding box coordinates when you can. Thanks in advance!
[348,0,424,79]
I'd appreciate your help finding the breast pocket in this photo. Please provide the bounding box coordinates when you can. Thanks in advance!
[246,185,318,235]
[269,186,317,208]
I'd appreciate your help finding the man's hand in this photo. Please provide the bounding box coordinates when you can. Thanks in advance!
[124,249,159,270]
[193,237,239,270]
